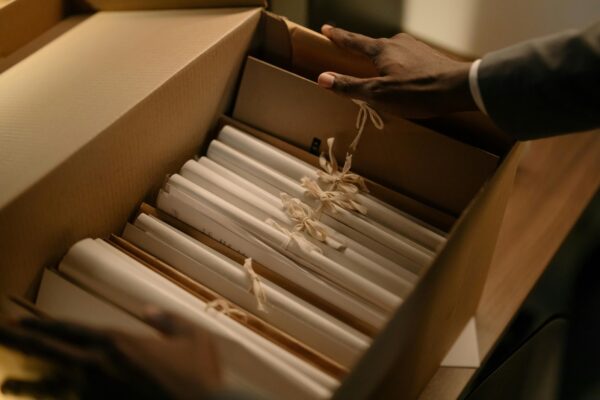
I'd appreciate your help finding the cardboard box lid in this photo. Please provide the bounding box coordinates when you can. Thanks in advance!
[0,0,264,65]
[0,7,261,211]
[76,0,266,10]
[0,0,64,59]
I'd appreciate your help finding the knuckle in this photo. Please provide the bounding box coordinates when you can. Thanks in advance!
[370,38,387,55]
[335,77,360,95]
[365,80,383,92]
[341,33,357,48]
[365,80,386,98]
[374,37,388,47]
[335,79,353,94]
[393,32,413,41]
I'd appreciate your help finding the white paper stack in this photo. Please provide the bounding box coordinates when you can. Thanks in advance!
[31,123,450,399]
[217,125,447,252]
[122,213,370,368]
[56,238,337,400]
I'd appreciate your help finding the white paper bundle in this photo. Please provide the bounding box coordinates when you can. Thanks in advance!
[160,174,401,313]
[218,125,446,251]
[207,139,431,273]
[180,159,416,298]
[196,156,420,286]
[157,184,388,332]
[36,268,157,337]
[58,238,337,400]
[123,213,370,367]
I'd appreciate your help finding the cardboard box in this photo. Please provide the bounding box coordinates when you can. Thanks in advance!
[0,2,522,398]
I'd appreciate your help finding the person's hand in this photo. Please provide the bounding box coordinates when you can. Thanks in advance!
[0,308,221,400]
[317,25,478,118]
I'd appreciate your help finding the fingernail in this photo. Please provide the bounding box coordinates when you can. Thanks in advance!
[142,305,163,320]
[318,73,335,88]
[321,24,333,35]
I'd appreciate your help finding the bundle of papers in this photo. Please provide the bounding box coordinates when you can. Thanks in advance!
[32,124,448,399]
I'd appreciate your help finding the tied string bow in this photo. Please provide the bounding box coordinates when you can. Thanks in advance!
[280,193,346,250]
[280,193,327,241]
[301,177,368,215]
[205,299,249,321]
[317,137,369,195]
[313,99,383,214]
[266,218,323,255]
[350,99,384,154]
[242,258,268,312]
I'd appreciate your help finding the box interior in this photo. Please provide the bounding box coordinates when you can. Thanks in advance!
[0,4,522,399]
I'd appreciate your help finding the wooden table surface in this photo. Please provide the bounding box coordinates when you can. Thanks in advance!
[419,130,600,400]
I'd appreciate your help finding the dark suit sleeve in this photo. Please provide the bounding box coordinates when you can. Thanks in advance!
[478,21,600,140]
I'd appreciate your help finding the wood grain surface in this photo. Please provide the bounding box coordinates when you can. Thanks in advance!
[419,130,600,399]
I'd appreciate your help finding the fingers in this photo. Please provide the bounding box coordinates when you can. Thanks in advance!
[0,323,99,366]
[142,307,192,336]
[322,24,381,58]
[1,376,71,398]
[318,72,384,101]
[19,318,111,348]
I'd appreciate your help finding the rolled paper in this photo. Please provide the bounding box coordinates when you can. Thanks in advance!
[207,140,431,273]
[156,182,388,332]
[162,174,401,313]
[59,239,334,399]
[125,213,370,368]
[161,175,401,312]
[183,160,342,250]
[36,268,158,337]
[242,258,268,312]
[197,156,419,286]
[218,125,446,251]
[181,159,416,297]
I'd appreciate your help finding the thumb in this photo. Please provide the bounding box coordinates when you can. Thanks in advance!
[318,72,379,101]
[142,307,192,336]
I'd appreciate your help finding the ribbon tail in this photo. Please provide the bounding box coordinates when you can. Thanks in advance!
[243,257,269,313]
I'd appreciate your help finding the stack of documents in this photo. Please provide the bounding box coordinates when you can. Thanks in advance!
[33,125,447,399]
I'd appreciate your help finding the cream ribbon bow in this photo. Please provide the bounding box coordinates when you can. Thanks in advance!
[242,258,268,313]
[349,99,384,154]
[266,218,323,255]
[205,298,249,321]
[301,177,368,215]
[317,137,369,194]
[280,193,346,250]
[280,193,327,241]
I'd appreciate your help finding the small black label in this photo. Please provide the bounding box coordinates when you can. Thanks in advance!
[309,137,322,156]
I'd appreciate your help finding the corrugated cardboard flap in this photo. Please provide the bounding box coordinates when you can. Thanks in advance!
[334,143,524,399]
[0,7,262,297]
[76,0,266,10]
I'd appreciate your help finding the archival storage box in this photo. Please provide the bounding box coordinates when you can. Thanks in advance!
[0,1,520,398]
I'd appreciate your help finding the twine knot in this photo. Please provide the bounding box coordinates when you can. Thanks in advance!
[280,193,346,250]
[350,99,384,154]
[242,258,268,313]
[280,193,327,241]
[301,177,367,215]
[317,137,369,194]
[266,218,323,255]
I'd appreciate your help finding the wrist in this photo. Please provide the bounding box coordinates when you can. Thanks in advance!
[439,61,478,114]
